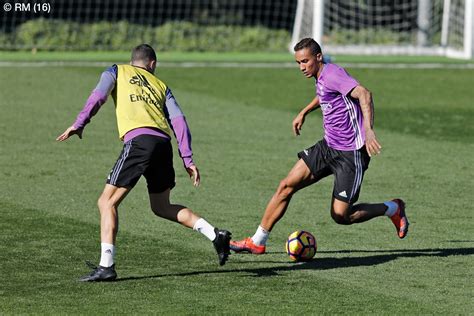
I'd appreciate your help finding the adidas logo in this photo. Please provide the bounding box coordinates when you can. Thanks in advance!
[339,191,347,198]
[105,249,112,254]
[129,74,150,88]
[304,149,309,155]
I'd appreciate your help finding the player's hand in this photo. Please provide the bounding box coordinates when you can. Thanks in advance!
[365,129,382,157]
[56,125,83,141]
[292,113,306,136]
[186,165,201,187]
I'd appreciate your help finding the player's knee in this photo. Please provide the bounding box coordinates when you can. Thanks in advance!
[276,179,296,200]
[176,208,193,224]
[150,206,160,216]
[150,200,169,217]
[97,196,107,211]
[150,202,163,216]
[331,210,351,225]
[97,195,115,212]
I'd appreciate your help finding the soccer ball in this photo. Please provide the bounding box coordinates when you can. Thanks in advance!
[285,230,317,262]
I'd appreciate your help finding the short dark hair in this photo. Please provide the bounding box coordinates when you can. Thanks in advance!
[131,44,157,63]
[294,38,322,56]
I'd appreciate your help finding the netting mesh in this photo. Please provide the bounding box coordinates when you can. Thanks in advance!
[324,0,421,45]
[1,0,471,57]
[291,0,471,58]
[446,0,466,48]
[0,0,297,51]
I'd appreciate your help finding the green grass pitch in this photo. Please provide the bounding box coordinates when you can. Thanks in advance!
[0,63,473,314]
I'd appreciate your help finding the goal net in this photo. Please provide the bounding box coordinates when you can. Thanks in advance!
[0,0,297,52]
[291,0,474,59]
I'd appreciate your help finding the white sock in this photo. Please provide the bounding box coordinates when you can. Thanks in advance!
[384,201,398,217]
[251,225,269,246]
[99,243,115,267]
[193,218,216,241]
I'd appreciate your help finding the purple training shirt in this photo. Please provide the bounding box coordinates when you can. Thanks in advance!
[72,65,194,168]
[316,63,365,151]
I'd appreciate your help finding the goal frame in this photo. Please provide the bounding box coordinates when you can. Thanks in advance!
[290,0,474,59]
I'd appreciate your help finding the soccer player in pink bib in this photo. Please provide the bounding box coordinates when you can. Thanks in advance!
[230,38,408,255]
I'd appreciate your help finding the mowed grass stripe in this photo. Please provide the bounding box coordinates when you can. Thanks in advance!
[2,50,474,64]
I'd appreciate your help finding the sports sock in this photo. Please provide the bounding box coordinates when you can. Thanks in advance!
[251,225,269,246]
[384,201,399,217]
[193,218,217,241]
[99,243,115,268]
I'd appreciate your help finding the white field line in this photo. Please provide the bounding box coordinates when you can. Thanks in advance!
[0,61,474,69]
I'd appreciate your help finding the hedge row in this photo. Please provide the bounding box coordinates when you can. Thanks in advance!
[0,18,291,52]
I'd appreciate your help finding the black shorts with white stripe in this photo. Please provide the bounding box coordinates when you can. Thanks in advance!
[106,134,175,193]
[297,139,370,204]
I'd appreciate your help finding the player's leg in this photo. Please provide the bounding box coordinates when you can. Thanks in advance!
[98,184,130,244]
[260,158,316,231]
[329,147,382,224]
[79,185,131,282]
[145,137,231,266]
[330,196,385,224]
[148,189,231,266]
[329,148,408,237]
[231,140,332,254]
[79,138,144,282]
[331,197,408,238]
[149,188,199,227]
[230,159,318,254]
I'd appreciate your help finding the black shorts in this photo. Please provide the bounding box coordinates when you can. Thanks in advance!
[106,135,175,193]
[297,139,370,204]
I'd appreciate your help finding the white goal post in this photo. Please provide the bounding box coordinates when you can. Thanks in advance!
[291,0,474,59]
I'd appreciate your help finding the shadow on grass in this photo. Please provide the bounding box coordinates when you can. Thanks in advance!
[115,247,474,281]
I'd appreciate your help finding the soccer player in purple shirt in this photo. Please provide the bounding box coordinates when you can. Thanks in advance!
[57,44,231,281]
[230,38,409,254]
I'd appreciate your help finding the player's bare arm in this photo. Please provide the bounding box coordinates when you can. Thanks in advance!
[350,85,381,157]
[56,125,83,141]
[292,96,320,136]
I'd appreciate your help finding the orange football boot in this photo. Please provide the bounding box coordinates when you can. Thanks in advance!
[390,199,409,239]
[230,237,266,254]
